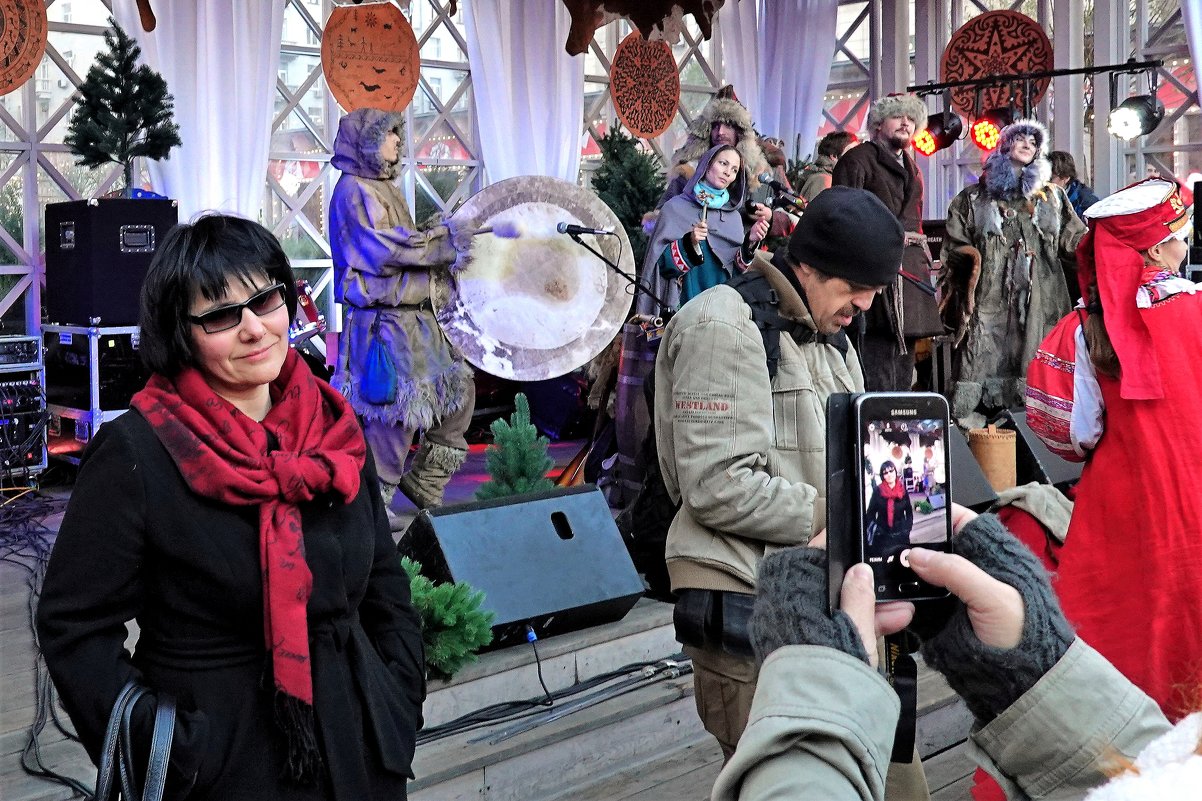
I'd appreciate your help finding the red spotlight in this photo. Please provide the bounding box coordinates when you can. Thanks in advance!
[913,113,963,156]
[970,107,1014,151]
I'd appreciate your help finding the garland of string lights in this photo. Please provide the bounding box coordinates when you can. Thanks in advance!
[905,58,1166,155]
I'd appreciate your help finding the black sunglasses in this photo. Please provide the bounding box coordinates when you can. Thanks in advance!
[188,283,287,334]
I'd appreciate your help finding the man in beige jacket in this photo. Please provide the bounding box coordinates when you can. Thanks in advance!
[655,187,929,795]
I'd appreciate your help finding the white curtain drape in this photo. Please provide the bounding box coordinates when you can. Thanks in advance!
[111,0,285,220]
[463,0,584,183]
[757,0,839,162]
[1182,0,1202,146]
[717,0,761,124]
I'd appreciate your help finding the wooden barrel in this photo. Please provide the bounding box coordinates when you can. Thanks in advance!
[613,322,659,506]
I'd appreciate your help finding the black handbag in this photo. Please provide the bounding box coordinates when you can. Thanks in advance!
[899,270,945,339]
[94,680,177,801]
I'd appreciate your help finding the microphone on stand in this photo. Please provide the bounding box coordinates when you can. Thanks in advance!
[557,222,615,236]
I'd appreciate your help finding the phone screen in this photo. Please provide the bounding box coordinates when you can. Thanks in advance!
[854,393,952,601]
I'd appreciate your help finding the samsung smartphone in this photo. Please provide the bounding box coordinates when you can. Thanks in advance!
[852,392,953,602]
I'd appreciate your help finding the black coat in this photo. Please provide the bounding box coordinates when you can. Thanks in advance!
[831,140,928,338]
[36,410,426,801]
[864,482,914,553]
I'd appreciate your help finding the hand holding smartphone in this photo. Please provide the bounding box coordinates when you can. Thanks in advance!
[827,392,954,611]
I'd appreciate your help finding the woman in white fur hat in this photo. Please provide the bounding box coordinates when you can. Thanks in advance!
[939,119,1086,429]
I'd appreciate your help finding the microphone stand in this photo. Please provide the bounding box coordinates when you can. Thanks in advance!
[566,232,669,315]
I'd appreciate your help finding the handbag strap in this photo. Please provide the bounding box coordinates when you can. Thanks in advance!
[96,680,177,801]
[95,681,141,800]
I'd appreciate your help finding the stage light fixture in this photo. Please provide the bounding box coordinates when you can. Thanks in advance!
[969,107,1014,151]
[1108,94,1165,140]
[914,112,964,156]
[1108,69,1165,141]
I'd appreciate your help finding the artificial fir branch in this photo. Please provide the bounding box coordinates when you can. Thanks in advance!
[591,125,665,264]
[401,557,494,681]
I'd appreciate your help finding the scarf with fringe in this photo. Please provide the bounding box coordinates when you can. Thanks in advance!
[130,348,366,781]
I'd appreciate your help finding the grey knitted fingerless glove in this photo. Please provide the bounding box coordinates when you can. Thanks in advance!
[751,546,870,665]
[920,513,1075,724]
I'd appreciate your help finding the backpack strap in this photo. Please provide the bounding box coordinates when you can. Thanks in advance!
[726,271,849,379]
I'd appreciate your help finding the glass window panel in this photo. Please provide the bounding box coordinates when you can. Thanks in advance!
[43,150,114,198]
[279,53,322,95]
[33,54,74,132]
[0,154,22,264]
[48,0,113,25]
[281,2,320,48]
[37,166,73,253]
[836,3,870,63]
[413,179,442,224]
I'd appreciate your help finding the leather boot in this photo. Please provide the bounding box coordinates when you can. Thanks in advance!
[397,441,468,510]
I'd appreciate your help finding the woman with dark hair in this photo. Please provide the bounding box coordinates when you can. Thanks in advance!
[37,214,426,800]
[863,460,913,553]
[640,143,770,311]
[1026,177,1202,722]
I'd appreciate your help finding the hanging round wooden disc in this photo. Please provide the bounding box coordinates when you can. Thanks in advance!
[610,32,679,139]
[941,10,1053,118]
[321,2,420,113]
[0,0,49,97]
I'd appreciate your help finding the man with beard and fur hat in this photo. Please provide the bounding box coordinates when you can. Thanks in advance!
[832,93,939,392]
[939,119,1085,429]
[655,186,932,799]
[329,107,476,513]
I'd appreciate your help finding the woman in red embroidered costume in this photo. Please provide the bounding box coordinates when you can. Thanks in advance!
[1026,178,1202,721]
[37,215,425,800]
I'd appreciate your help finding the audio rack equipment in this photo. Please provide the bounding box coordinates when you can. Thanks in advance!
[0,336,40,370]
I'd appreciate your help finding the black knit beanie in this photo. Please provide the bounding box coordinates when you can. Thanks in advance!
[788,187,904,286]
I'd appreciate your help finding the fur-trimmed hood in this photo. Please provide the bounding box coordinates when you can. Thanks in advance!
[982,119,1052,200]
[669,92,768,187]
[332,108,405,181]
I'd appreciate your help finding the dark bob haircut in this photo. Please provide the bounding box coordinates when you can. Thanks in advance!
[878,460,898,479]
[138,214,298,377]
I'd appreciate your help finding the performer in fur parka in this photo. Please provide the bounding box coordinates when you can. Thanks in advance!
[939,119,1085,429]
[329,108,475,511]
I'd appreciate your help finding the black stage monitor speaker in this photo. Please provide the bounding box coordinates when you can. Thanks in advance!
[44,198,179,325]
[991,409,1084,489]
[948,425,999,511]
[399,485,645,648]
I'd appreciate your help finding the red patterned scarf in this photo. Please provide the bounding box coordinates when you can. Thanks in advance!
[879,478,906,527]
[130,348,365,735]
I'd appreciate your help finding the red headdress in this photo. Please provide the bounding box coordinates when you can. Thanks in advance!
[1075,178,1193,399]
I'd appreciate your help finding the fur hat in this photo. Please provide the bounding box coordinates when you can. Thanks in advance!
[866,93,928,132]
[982,119,1052,200]
[997,118,1050,158]
[669,85,769,186]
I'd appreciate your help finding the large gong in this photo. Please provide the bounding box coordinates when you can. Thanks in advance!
[434,176,633,381]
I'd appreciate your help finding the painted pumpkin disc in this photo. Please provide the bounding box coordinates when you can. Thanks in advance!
[610,32,679,139]
[0,0,49,97]
[941,11,1053,117]
[322,3,420,113]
